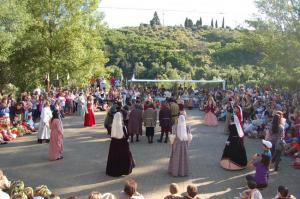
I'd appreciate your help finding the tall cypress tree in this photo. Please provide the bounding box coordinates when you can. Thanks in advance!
[215,20,218,28]
[200,17,202,26]
[211,18,214,28]
[184,17,189,28]
[150,11,161,27]
[222,17,225,28]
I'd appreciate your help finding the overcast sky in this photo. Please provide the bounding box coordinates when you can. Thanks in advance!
[98,0,259,28]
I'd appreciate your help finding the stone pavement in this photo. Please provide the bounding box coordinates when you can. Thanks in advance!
[0,110,299,199]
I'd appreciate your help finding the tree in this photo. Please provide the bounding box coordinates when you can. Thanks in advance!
[0,0,31,87]
[5,0,107,90]
[222,17,225,28]
[215,20,218,28]
[150,11,161,27]
[211,19,214,28]
[195,17,202,28]
[184,18,193,28]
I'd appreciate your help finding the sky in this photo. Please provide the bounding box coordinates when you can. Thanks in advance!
[98,0,259,28]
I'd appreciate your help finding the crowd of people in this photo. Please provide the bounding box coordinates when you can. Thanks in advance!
[1,77,300,198]
[0,169,296,199]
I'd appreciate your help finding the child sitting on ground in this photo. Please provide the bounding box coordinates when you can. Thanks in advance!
[164,183,182,199]
[26,114,36,132]
[272,185,296,199]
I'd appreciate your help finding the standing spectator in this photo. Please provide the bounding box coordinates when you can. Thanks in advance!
[143,103,157,144]
[119,179,144,199]
[269,114,285,171]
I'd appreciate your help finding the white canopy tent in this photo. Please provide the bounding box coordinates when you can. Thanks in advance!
[128,76,226,90]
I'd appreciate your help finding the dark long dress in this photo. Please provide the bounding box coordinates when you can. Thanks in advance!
[220,124,247,170]
[106,127,135,177]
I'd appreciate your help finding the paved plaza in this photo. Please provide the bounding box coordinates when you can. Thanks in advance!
[0,110,299,199]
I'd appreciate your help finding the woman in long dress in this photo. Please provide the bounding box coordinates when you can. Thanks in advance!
[84,95,96,127]
[37,101,52,143]
[77,93,85,116]
[168,115,191,177]
[48,111,64,161]
[220,122,247,170]
[203,95,218,126]
[106,112,135,177]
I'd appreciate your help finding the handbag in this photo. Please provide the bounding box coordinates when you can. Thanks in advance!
[169,133,176,144]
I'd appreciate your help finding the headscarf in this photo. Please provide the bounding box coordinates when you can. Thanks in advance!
[111,112,124,139]
[177,115,188,141]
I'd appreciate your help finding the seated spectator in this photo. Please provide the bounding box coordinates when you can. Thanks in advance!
[239,189,251,199]
[119,179,144,199]
[284,137,300,156]
[0,170,11,191]
[50,193,61,199]
[164,183,182,199]
[102,193,116,199]
[88,192,102,199]
[11,192,27,199]
[34,185,51,199]
[272,185,296,199]
[24,187,34,199]
[183,185,201,199]
[246,180,263,199]
[0,188,9,199]
[246,154,270,189]
[26,114,36,132]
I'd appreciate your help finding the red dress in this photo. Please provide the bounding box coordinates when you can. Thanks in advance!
[84,103,96,126]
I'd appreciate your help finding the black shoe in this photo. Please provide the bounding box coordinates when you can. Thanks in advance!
[56,156,63,160]
[136,139,139,142]
[157,139,162,143]
[37,139,43,144]
[164,139,168,143]
[46,139,50,143]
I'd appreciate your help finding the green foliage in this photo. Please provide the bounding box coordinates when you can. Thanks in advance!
[0,0,107,90]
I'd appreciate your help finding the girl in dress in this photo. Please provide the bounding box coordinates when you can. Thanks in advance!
[203,95,218,126]
[106,112,135,177]
[76,93,85,116]
[84,95,96,127]
[48,111,64,161]
[37,101,52,143]
[168,115,192,177]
